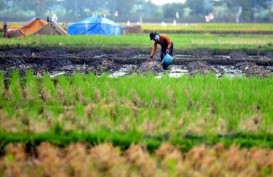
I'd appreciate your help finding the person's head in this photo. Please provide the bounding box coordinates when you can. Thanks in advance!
[149,32,160,41]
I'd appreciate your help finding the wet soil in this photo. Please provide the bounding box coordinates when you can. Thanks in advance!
[0,49,272,78]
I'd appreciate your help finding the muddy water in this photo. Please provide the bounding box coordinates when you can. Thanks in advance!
[30,63,261,78]
[109,64,244,78]
[0,49,272,78]
[0,60,272,78]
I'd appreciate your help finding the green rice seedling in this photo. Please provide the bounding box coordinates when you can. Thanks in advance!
[24,70,40,101]
[70,73,88,104]
[84,72,100,103]
[126,73,156,106]
[8,70,23,103]
[39,74,64,119]
[113,76,133,99]
[20,71,44,120]
[74,102,85,118]
[1,105,14,119]
[40,73,58,102]
[2,33,273,54]
[141,23,273,34]
[1,73,273,148]
[94,73,110,99]
[56,75,75,106]
[0,72,4,102]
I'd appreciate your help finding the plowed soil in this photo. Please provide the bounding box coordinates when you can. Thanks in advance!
[0,49,272,77]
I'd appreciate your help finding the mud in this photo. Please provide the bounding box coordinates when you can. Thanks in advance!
[187,61,215,75]
[0,49,272,78]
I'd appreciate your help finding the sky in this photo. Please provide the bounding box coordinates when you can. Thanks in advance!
[151,0,186,5]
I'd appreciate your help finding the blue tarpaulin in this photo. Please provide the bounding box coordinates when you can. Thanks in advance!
[68,16,122,35]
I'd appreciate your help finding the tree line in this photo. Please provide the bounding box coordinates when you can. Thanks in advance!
[1,0,273,23]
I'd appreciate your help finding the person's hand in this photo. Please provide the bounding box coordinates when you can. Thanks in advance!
[147,56,152,62]
[166,49,170,54]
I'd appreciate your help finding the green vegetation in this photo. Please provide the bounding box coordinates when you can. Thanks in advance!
[4,22,273,34]
[141,23,273,34]
[2,23,273,54]
[0,33,272,54]
[0,71,273,150]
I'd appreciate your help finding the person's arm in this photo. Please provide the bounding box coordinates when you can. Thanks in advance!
[150,42,157,58]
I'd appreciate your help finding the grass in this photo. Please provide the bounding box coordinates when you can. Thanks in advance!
[1,23,273,54]
[0,33,273,54]
[3,22,273,34]
[141,23,273,34]
[1,131,273,152]
[0,72,273,149]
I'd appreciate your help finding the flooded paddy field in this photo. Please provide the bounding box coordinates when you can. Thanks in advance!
[1,48,273,177]
[0,49,272,78]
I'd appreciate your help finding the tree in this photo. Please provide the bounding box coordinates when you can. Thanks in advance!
[212,0,271,22]
[30,0,50,17]
[184,0,207,16]
[162,3,184,19]
[0,0,4,9]
[106,0,138,20]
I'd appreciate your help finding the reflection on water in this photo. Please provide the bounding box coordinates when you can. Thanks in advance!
[109,65,137,78]
[211,65,244,78]
[168,65,189,78]
[108,65,245,79]
[0,64,256,78]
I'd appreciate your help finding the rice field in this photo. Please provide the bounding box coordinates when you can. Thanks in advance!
[1,34,273,54]
[0,71,273,176]
[3,22,273,34]
[1,142,273,177]
[2,22,273,53]
[1,22,273,176]
[141,23,273,34]
[0,71,273,143]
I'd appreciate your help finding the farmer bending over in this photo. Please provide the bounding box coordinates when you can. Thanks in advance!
[148,32,173,70]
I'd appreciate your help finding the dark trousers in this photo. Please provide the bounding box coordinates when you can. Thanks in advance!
[160,42,173,70]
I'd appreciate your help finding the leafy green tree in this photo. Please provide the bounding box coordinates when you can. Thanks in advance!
[184,0,207,16]
[162,3,185,19]
[211,0,272,22]
[28,0,50,17]
[106,0,138,20]
[62,0,108,19]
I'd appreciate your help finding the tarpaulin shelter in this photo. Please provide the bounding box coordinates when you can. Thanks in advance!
[17,18,48,36]
[35,21,68,35]
[68,16,122,35]
[6,18,67,38]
